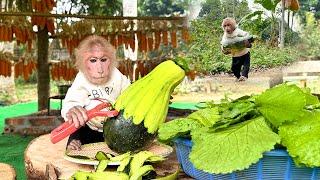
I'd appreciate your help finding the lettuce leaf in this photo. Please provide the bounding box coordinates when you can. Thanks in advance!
[158,118,203,141]
[187,107,220,127]
[189,116,280,174]
[217,99,255,119]
[158,108,220,141]
[279,110,320,167]
[302,88,319,105]
[255,84,306,127]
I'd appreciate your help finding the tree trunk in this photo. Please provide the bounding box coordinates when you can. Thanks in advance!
[291,12,294,30]
[37,27,50,111]
[279,0,285,48]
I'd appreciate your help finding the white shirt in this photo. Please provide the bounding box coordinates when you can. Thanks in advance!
[221,28,250,57]
[61,67,131,131]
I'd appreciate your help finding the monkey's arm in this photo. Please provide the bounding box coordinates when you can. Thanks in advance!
[61,73,90,120]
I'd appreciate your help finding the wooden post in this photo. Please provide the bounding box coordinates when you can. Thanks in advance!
[37,27,50,111]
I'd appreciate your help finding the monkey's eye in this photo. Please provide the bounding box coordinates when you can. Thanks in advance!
[89,58,97,63]
[100,58,108,62]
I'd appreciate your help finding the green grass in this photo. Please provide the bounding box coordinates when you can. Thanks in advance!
[0,135,35,180]
[0,101,60,180]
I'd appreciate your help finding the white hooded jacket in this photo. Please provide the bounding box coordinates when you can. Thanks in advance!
[61,67,131,132]
[221,28,250,57]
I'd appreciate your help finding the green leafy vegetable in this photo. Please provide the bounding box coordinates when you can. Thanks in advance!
[189,116,280,174]
[279,110,320,167]
[188,107,220,126]
[158,107,221,142]
[302,88,319,105]
[158,118,203,141]
[255,84,307,127]
[158,83,320,174]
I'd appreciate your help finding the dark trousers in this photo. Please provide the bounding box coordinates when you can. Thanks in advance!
[231,52,250,79]
[67,125,104,147]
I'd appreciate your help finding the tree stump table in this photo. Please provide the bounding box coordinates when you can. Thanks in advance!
[24,134,193,179]
[24,134,91,179]
[0,163,16,180]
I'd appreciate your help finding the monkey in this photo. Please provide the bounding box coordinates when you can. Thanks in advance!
[220,17,252,82]
[60,35,131,150]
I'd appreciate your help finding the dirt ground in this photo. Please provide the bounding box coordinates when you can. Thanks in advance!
[172,67,284,103]
[172,65,320,103]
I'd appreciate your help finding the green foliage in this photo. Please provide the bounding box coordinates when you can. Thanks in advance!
[75,0,190,16]
[77,0,122,15]
[221,0,251,18]
[138,0,190,16]
[187,0,301,73]
[300,14,320,58]
[240,14,276,41]
[198,0,223,18]
[16,0,32,11]
[285,29,301,45]
[187,18,230,73]
[315,1,320,19]
[199,0,250,21]
[187,14,299,73]
[250,43,299,69]
[254,0,280,12]
[297,0,320,23]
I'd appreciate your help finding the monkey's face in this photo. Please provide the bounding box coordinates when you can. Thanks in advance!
[83,46,112,85]
[223,21,235,34]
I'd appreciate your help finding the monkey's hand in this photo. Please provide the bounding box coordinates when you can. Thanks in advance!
[66,106,88,128]
[244,40,252,48]
[222,48,231,55]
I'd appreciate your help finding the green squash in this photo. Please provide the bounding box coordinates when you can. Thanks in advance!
[103,111,155,153]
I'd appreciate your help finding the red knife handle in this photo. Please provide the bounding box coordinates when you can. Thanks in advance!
[50,121,78,144]
[88,110,119,119]
[50,102,117,144]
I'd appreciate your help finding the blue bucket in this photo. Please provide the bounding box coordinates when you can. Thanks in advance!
[174,138,320,180]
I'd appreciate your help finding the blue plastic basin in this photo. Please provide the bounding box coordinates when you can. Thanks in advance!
[174,138,320,180]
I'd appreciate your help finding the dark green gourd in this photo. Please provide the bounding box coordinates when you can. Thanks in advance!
[103,111,155,153]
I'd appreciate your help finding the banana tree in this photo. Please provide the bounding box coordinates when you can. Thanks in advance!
[254,0,299,48]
